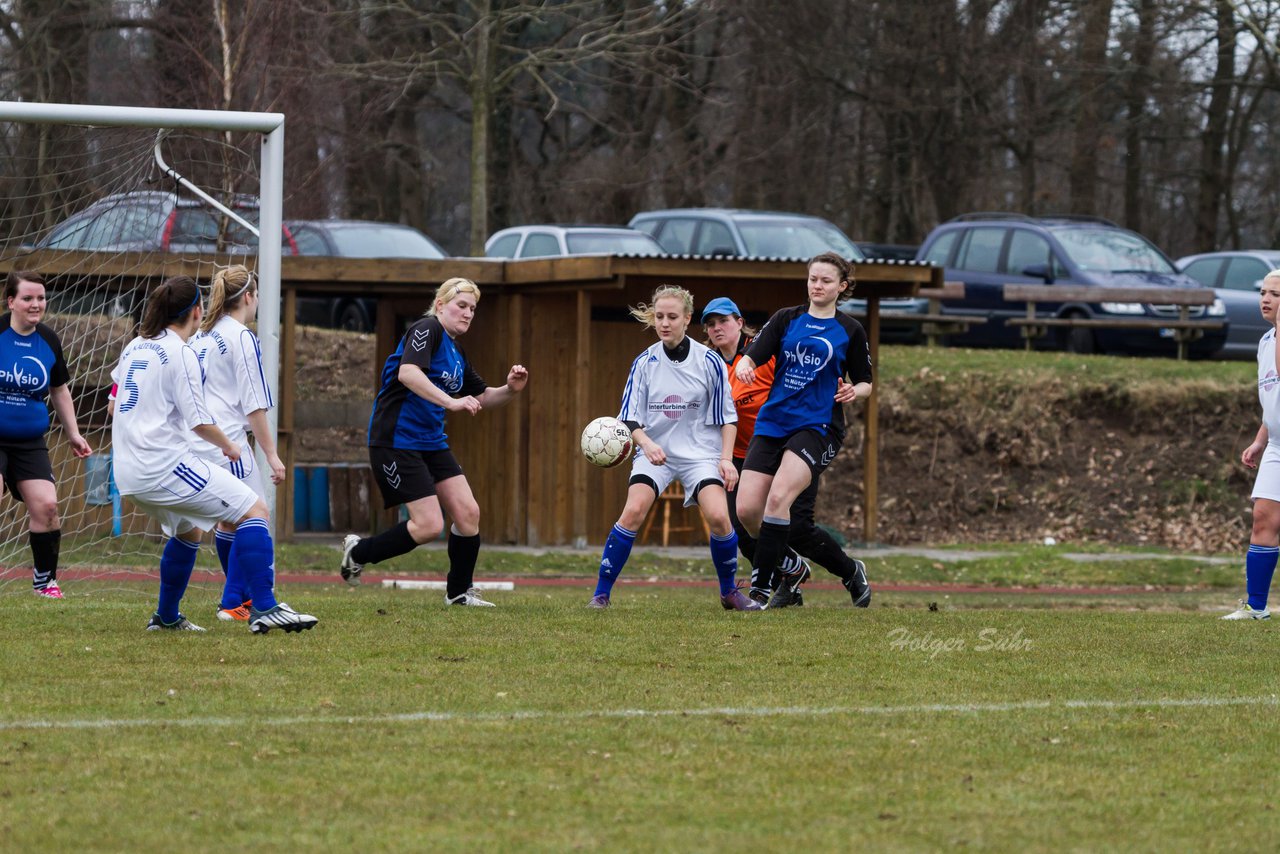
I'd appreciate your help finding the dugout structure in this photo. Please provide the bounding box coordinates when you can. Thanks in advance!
[276,254,937,547]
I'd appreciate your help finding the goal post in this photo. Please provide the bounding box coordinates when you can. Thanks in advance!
[0,101,286,584]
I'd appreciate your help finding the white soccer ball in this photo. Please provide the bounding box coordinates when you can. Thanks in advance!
[580,416,634,468]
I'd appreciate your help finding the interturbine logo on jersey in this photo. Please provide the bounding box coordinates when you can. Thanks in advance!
[651,394,699,419]
[1262,368,1280,394]
[781,336,833,389]
[0,356,49,392]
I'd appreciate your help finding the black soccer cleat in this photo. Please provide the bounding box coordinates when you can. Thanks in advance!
[843,559,871,608]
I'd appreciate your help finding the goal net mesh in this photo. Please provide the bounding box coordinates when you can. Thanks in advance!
[0,120,271,595]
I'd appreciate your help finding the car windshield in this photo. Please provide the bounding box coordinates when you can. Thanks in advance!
[735,217,865,260]
[1052,227,1175,275]
[325,224,445,259]
[564,232,662,255]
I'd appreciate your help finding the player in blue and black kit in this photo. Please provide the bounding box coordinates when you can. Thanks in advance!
[339,277,529,606]
[0,271,92,598]
[733,252,874,609]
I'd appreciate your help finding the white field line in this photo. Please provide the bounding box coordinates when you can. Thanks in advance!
[1,694,1274,733]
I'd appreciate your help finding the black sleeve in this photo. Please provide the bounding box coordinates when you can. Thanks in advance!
[400,316,445,371]
[840,315,874,385]
[744,305,801,366]
[460,362,487,397]
[37,323,71,388]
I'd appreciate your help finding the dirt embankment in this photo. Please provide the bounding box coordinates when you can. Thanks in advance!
[294,327,1257,552]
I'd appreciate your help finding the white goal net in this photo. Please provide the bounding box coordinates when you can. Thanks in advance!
[0,102,283,595]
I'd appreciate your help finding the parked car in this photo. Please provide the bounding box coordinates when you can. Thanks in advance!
[916,213,1226,356]
[35,190,292,256]
[856,242,919,262]
[1176,250,1280,358]
[484,224,663,258]
[628,208,865,261]
[287,219,449,332]
[34,190,295,318]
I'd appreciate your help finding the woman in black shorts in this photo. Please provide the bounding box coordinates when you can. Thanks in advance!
[0,271,92,597]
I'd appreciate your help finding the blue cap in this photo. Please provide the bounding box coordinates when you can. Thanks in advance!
[700,297,741,323]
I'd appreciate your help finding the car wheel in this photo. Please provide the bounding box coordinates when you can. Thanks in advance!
[1062,315,1095,354]
[335,301,372,332]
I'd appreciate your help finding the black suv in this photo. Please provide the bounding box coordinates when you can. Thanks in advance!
[918,213,1226,355]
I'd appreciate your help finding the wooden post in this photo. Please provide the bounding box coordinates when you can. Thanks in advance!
[278,287,297,540]
[863,295,880,544]
[572,289,592,548]
[507,293,527,543]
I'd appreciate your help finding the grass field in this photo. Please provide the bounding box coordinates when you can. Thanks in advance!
[2,566,1275,851]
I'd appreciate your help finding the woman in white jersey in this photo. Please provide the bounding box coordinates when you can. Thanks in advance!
[587,285,760,610]
[190,265,285,622]
[1226,269,1280,620]
[111,276,316,634]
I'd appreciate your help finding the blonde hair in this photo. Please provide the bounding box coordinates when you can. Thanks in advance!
[629,285,694,329]
[1264,269,1280,288]
[200,265,256,333]
[426,277,481,316]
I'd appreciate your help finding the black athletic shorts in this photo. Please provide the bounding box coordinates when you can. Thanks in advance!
[0,436,55,503]
[368,446,464,509]
[742,427,843,481]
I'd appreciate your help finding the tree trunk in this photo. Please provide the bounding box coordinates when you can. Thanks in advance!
[1194,0,1235,251]
[1122,0,1156,232]
[1068,0,1115,213]
[468,0,493,256]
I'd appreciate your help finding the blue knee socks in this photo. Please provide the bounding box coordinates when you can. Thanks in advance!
[215,529,246,609]
[1246,544,1279,611]
[157,537,200,623]
[594,524,637,598]
[231,518,278,611]
[709,530,740,596]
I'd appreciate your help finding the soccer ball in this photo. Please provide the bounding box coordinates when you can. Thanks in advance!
[580,416,633,468]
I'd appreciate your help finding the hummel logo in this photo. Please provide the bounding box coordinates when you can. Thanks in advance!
[382,461,401,489]
[411,329,431,351]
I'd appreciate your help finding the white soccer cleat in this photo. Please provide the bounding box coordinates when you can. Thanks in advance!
[340,533,364,585]
[1221,602,1271,620]
[445,588,496,607]
[249,602,319,634]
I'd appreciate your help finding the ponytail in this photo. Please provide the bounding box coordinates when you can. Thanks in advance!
[139,276,201,339]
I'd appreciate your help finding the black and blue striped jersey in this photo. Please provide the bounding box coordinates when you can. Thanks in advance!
[367,315,487,450]
[744,305,872,439]
[0,313,71,442]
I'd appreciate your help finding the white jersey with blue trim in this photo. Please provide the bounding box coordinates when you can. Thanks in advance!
[110,328,216,493]
[617,337,735,466]
[1259,328,1280,441]
[190,315,273,455]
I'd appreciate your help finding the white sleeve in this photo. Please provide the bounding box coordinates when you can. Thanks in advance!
[234,328,273,414]
[617,350,650,425]
[704,349,736,426]
[176,343,216,429]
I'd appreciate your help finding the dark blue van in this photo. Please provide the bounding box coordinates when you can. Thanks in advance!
[918,214,1227,355]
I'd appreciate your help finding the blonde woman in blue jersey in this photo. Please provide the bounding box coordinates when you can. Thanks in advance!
[588,285,760,610]
[190,265,285,622]
[1225,269,1280,620]
[339,278,529,606]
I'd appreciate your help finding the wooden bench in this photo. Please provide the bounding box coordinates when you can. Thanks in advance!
[842,282,986,347]
[1002,285,1223,360]
[639,482,709,547]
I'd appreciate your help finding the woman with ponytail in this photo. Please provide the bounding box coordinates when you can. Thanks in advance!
[111,276,317,634]
[190,265,286,622]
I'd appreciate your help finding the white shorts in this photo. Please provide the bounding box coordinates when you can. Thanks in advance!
[123,454,259,537]
[630,455,723,506]
[195,441,266,500]
[1253,442,1280,502]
